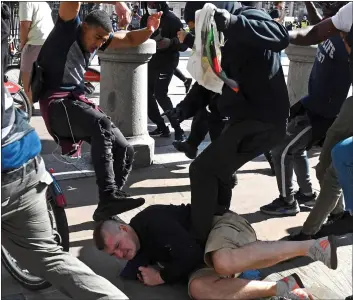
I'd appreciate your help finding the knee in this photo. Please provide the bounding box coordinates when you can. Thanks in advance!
[212,249,237,276]
[189,278,207,300]
[154,88,168,100]
[97,116,112,133]
[332,138,353,164]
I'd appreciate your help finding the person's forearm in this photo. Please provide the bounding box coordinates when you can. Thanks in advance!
[289,26,318,45]
[19,22,31,49]
[304,2,322,25]
[125,28,154,47]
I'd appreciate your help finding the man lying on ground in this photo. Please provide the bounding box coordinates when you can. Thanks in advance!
[93,204,338,300]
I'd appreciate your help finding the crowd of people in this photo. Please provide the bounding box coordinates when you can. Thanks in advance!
[1,1,352,299]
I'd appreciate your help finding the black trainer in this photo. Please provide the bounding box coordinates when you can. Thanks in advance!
[172,140,198,159]
[294,190,317,206]
[93,190,145,222]
[260,197,300,216]
[184,78,192,93]
[149,126,171,138]
[287,231,313,241]
[315,211,353,238]
[174,129,186,142]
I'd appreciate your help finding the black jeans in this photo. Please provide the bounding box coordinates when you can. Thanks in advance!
[188,107,225,148]
[174,67,187,82]
[190,119,286,243]
[147,60,181,131]
[48,98,134,198]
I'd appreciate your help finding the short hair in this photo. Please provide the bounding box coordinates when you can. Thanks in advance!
[84,9,113,32]
[93,218,126,251]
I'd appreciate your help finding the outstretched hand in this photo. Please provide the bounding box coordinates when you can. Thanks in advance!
[147,11,163,32]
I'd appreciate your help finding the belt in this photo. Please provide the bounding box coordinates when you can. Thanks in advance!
[2,156,42,185]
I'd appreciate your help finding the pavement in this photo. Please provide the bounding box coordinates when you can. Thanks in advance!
[2,54,352,300]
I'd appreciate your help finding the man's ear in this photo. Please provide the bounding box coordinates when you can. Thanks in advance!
[119,224,129,232]
[82,22,88,32]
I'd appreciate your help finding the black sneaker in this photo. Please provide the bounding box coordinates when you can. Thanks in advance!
[174,129,187,142]
[315,211,353,238]
[93,191,145,222]
[149,126,171,138]
[149,128,162,136]
[184,78,192,93]
[172,140,198,159]
[294,190,317,206]
[287,231,313,241]
[260,197,300,216]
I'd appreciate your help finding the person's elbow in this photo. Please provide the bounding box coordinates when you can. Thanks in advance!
[277,33,290,51]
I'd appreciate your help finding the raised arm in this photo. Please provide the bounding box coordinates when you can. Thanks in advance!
[59,1,81,21]
[289,19,339,46]
[289,2,353,46]
[304,2,322,25]
[107,11,162,49]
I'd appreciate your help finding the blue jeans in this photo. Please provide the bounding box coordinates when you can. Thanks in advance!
[332,137,353,212]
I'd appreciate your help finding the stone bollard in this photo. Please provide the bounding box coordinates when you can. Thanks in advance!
[285,44,317,106]
[98,39,156,168]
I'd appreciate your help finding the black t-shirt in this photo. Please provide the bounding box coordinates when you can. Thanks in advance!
[120,204,204,284]
[37,15,112,92]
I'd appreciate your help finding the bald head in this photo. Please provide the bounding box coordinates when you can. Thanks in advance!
[93,219,140,260]
[93,219,124,250]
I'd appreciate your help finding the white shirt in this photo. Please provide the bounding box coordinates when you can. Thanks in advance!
[331,2,353,33]
[19,2,54,45]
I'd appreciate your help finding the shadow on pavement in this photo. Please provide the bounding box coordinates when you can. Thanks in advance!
[69,221,96,233]
[77,246,189,300]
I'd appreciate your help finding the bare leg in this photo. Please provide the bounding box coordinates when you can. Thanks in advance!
[212,240,314,275]
[21,71,33,105]
[189,275,311,300]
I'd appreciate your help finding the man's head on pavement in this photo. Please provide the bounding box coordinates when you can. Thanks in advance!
[317,1,348,18]
[82,10,112,53]
[93,219,140,261]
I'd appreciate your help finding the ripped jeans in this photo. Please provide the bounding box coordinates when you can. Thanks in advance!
[48,98,134,198]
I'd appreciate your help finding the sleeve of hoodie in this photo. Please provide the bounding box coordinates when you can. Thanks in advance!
[225,8,289,52]
[164,13,188,52]
[183,32,195,49]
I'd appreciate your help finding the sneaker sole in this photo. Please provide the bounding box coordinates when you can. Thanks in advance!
[299,200,316,206]
[149,133,162,136]
[328,235,338,270]
[260,208,299,216]
[172,142,197,159]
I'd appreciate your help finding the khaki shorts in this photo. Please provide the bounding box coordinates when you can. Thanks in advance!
[20,44,42,73]
[188,211,257,298]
